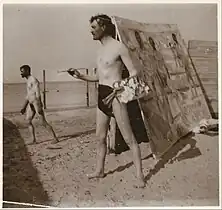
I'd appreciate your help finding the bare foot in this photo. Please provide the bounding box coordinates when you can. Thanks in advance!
[133,177,146,188]
[87,172,106,179]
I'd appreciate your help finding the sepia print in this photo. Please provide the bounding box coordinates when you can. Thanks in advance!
[3,4,219,208]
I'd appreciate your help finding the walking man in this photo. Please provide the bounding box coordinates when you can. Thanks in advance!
[20,65,59,144]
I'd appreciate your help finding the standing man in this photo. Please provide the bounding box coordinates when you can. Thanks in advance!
[20,65,59,144]
[68,14,145,188]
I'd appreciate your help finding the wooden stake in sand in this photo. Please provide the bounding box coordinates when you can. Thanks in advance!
[42,70,46,109]
[57,68,90,107]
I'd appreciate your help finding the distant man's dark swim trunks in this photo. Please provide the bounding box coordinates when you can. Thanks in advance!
[98,84,115,117]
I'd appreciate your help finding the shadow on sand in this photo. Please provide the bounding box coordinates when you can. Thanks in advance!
[106,153,153,176]
[145,132,202,182]
[3,117,51,208]
[106,133,202,182]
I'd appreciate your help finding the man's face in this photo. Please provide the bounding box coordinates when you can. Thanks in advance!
[20,68,28,78]
[90,19,105,40]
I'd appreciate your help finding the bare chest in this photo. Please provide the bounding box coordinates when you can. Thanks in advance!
[27,79,35,92]
[97,47,120,68]
[27,81,32,90]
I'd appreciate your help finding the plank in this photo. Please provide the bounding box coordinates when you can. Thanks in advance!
[188,40,218,118]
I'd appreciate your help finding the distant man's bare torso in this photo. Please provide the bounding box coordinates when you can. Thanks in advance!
[26,76,43,114]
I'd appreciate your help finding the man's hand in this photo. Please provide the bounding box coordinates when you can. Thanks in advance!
[67,68,81,78]
[20,107,26,115]
[67,68,75,76]
[67,68,98,82]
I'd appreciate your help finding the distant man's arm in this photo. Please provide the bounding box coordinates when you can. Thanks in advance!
[67,68,99,82]
[119,43,138,77]
[21,97,29,115]
[33,79,41,100]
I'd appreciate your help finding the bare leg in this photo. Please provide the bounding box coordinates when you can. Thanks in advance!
[28,120,37,143]
[112,99,145,188]
[39,112,59,143]
[26,105,37,144]
[107,117,116,154]
[32,100,59,143]
[87,108,110,179]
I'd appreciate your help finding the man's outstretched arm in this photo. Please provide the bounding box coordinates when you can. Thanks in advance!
[21,97,29,114]
[33,79,41,100]
[67,68,99,82]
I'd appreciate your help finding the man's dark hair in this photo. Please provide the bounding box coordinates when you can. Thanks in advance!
[90,14,116,38]
[20,65,31,74]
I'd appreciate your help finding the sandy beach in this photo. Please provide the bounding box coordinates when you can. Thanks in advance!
[3,107,219,208]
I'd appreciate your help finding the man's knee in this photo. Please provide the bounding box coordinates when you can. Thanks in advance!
[36,108,44,116]
[27,119,33,126]
[26,111,35,122]
[96,131,107,145]
[39,113,48,126]
[41,120,50,128]
[122,132,138,147]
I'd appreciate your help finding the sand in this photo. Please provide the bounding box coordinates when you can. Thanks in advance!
[3,107,219,208]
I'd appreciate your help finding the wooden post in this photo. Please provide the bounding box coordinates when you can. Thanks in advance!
[43,70,46,109]
[86,68,89,107]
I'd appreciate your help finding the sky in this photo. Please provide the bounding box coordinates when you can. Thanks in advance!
[3,3,217,83]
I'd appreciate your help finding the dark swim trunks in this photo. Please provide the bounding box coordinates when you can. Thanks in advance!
[98,84,115,117]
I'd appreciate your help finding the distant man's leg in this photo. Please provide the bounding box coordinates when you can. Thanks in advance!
[87,108,110,179]
[34,101,59,143]
[112,98,145,188]
[26,104,37,143]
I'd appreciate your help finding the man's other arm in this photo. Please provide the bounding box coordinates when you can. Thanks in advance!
[119,43,139,77]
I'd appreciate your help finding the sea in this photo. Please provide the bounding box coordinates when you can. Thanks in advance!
[3,81,98,113]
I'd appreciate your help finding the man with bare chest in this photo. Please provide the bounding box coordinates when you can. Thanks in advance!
[68,14,145,188]
[20,65,59,144]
